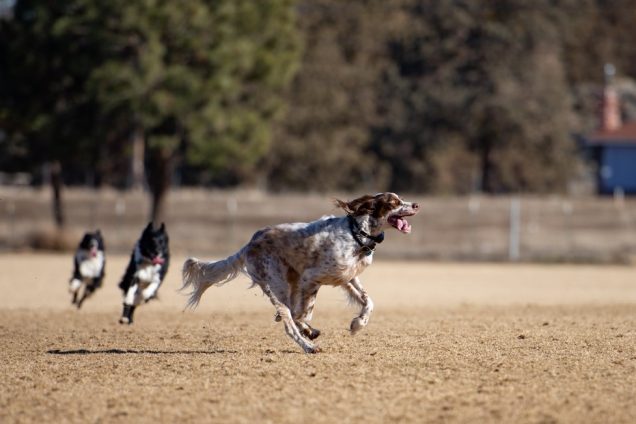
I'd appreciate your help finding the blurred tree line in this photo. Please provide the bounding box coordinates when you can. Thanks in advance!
[0,0,300,224]
[2,0,636,224]
[269,0,636,193]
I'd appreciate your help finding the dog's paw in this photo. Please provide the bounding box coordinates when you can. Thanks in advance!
[69,279,82,293]
[305,345,322,354]
[350,317,366,335]
[307,328,321,340]
[299,324,321,340]
[143,292,159,303]
[118,316,131,325]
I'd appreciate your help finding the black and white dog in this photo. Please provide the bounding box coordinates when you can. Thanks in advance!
[118,222,170,324]
[69,230,105,309]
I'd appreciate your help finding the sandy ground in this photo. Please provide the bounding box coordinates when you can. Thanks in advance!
[1,254,635,423]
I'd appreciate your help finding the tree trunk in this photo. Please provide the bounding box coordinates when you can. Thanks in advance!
[146,148,172,225]
[478,136,494,194]
[130,127,145,190]
[50,160,65,228]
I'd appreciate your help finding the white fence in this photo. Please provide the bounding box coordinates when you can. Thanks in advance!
[1,188,635,263]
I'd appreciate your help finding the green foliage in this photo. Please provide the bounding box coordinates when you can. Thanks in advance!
[3,0,636,195]
[0,1,101,172]
[269,0,636,194]
[1,0,301,185]
[267,1,391,192]
[181,0,301,176]
[374,0,577,193]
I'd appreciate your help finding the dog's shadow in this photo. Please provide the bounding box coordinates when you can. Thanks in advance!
[46,348,235,355]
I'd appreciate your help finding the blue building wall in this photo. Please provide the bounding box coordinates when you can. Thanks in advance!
[599,145,636,194]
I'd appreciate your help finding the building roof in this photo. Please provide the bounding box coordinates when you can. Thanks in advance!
[585,121,636,145]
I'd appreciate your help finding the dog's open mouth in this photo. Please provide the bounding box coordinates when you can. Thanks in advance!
[388,212,415,234]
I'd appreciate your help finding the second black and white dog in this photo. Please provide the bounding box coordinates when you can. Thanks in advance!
[118,222,170,324]
[69,230,105,309]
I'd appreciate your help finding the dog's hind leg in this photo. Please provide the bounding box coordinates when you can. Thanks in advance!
[343,277,374,335]
[292,283,321,340]
[261,284,319,353]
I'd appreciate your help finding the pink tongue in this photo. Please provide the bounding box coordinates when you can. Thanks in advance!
[397,218,411,233]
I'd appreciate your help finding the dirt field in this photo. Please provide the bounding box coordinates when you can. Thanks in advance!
[1,254,635,423]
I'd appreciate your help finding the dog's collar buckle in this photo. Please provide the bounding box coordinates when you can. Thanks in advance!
[360,245,374,256]
[347,215,383,256]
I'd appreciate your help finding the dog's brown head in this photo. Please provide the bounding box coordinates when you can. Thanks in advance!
[335,192,419,233]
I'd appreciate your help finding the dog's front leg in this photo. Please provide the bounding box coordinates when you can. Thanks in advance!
[119,282,141,324]
[141,271,161,302]
[69,278,82,304]
[344,277,374,335]
[76,279,98,309]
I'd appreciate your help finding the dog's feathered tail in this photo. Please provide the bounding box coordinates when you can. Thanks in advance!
[181,247,247,310]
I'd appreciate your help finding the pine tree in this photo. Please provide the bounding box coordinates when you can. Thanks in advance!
[1,0,301,224]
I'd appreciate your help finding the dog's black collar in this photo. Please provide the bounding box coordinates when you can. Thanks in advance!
[347,215,384,256]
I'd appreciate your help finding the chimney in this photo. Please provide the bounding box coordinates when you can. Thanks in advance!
[600,63,622,132]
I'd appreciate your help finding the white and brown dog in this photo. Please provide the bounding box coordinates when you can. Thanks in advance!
[181,192,419,353]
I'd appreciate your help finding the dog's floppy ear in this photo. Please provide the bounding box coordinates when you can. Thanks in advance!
[335,195,376,216]
[334,198,353,214]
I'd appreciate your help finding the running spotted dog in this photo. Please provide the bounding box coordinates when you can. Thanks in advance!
[118,222,170,324]
[181,192,419,353]
[69,230,105,309]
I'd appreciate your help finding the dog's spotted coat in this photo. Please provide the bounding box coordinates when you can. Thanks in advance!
[181,192,419,353]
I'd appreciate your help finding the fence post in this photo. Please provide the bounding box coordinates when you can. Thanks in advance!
[89,190,98,229]
[7,199,15,249]
[509,197,521,261]
[468,195,480,256]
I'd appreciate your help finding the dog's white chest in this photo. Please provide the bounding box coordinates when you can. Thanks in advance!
[360,253,373,267]
[135,263,162,284]
[79,252,104,279]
